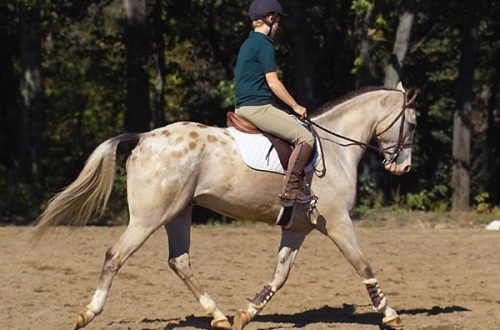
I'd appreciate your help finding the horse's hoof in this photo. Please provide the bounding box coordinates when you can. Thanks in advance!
[382,315,403,329]
[74,309,95,330]
[232,310,250,330]
[211,318,232,330]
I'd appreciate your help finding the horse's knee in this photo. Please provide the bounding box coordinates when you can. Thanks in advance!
[270,246,299,290]
[103,248,120,274]
[168,253,193,279]
[360,263,375,279]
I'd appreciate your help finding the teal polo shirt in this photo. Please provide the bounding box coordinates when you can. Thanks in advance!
[234,31,277,108]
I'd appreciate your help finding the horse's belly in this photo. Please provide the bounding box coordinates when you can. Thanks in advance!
[194,162,283,222]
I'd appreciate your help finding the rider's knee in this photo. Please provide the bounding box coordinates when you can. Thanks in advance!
[295,132,314,148]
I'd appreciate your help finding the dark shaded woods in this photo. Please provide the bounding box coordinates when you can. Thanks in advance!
[1,0,499,224]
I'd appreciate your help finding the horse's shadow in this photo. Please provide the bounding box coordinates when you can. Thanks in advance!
[159,304,470,329]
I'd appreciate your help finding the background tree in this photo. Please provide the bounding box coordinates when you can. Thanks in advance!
[384,0,416,88]
[284,0,317,110]
[152,0,166,128]
[352,0,381,88]
[123,0,150,132]
[451,0,481,210]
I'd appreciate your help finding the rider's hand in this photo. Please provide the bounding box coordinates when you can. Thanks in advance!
[292,104,307,119]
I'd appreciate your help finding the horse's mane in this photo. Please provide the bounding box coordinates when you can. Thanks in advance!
[312,86,396,117]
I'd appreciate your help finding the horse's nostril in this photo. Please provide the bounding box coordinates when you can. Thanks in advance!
[403,165,411,173]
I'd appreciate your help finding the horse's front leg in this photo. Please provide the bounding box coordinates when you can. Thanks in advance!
[165,208,231,330]
[233,228,309,330]
[314,211,403,329]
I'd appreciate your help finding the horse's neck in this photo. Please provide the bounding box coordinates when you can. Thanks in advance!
[312,91,394,168]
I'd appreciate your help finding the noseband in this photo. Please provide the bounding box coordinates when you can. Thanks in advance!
[305,90,416,166]
[377,90,417,166]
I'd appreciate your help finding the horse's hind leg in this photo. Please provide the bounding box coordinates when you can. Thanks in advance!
[233,228,308,330]
[74,219,161,329]
[316,214,403,329]
[165,206,231,330]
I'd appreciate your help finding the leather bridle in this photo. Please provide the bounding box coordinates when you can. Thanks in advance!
[305,90,417,166]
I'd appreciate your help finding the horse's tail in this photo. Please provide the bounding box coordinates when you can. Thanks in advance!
[32,133,141,240]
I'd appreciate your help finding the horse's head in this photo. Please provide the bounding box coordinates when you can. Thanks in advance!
[375,82,417,175]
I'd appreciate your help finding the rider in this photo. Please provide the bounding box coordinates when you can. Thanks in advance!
[234,0,315,205]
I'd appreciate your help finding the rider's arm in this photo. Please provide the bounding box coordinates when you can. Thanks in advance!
[265,71,307,118]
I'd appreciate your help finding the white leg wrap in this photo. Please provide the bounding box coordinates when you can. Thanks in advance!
[246,304,259,319]
[199,293,226,321]
[88,289,107,314]
[383,306,398,320]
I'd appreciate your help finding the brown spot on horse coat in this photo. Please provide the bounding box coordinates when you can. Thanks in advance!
[189,131,199,139]
[172,149,187,158]
[173,137,184,145]
[196,124,208,128]
[189,142,197,150]
[207,135,218,143]
[163,130,171,137]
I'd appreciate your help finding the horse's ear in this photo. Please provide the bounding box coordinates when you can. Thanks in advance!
[396,81,405,92]
[406,88,419,106]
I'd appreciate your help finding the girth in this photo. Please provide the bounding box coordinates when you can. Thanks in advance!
[227,112,293,170]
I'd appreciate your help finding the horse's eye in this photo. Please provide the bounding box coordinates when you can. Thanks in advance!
[408,122,416,130]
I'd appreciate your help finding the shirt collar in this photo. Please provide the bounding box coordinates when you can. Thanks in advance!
[249,31,274,44]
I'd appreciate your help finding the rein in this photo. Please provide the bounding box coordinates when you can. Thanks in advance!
[305,90,416,166]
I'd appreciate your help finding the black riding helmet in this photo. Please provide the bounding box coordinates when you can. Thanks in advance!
[248,0,286,21]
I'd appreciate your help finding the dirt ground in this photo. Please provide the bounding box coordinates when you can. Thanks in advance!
[1,220,499,330]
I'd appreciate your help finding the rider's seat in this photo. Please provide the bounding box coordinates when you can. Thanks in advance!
[226,112,261,134]
[226,112,293,170]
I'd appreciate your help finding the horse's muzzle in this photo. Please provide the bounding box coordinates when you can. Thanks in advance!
[385,161,411,175]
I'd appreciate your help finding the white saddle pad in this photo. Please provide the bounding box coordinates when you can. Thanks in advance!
[227,127,320,174]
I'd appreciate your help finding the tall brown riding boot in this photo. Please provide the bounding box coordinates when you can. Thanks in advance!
[279,143,315,205]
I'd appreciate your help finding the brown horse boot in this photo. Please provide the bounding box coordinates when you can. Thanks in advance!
[279,143,316,205]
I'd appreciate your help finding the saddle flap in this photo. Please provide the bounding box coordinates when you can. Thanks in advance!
[263,134,293,171]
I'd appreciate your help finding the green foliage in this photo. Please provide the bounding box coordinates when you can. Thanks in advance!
[372,14,388,42]
[350,0,371,14]
[350,56,364,75]
[216,80,236,109]
[474,192,492,213]
[405,185,449,212]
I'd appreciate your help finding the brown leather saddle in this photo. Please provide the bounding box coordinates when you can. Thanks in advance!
[227,112,293,170]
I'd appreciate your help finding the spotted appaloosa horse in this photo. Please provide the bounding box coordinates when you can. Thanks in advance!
[34,82,417,330]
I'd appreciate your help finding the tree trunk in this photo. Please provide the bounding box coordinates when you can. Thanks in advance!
[152,0,166,128]
[18,1,43,189]
[451,1,480,211]
[355,0,380,88]
[123,0,151,133]
[285,0,316,110]
[205,5,234,81]
[384,0,416,88]
[0,6,19,218]
[486,49,499,202]
[354,0,385,203]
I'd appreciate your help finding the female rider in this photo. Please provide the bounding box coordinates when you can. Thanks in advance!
[234,0,315,205]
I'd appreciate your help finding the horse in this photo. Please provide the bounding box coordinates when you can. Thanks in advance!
[33,82,417,330]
